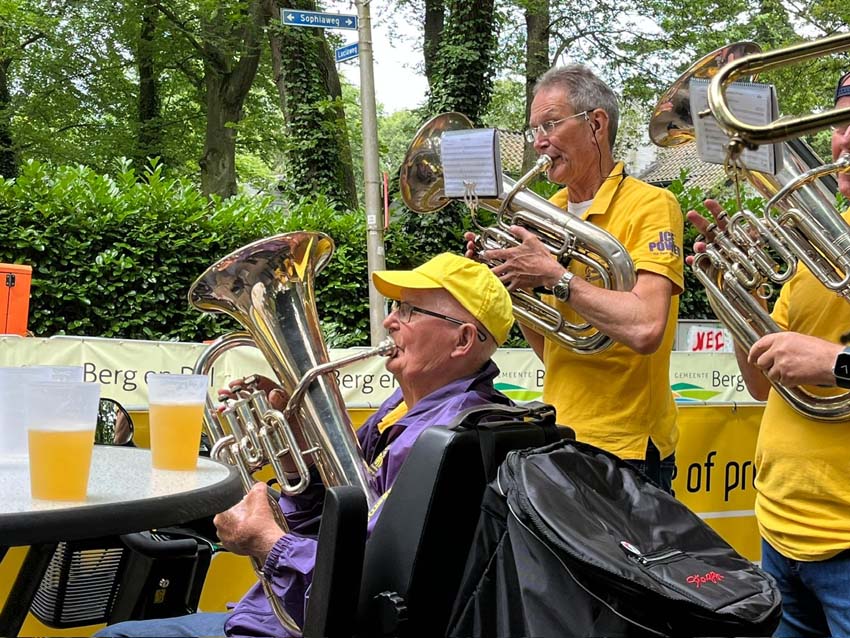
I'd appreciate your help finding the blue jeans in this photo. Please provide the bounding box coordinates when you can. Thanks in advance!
[94,611,230,637]
[762,539,850,637]
[625,438,676,495]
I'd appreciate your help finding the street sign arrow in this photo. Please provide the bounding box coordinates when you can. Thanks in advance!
[335,42,359,63]
[280,9,358,31]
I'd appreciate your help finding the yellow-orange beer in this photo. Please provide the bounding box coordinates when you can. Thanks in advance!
[149,402,205,470]
[29,428,94,500]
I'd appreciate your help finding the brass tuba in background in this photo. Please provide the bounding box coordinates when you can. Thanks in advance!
[400,111,635,354]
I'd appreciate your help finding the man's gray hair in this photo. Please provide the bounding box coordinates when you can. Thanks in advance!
[534,64,620,150]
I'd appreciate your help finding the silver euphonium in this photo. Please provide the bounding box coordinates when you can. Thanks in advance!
[400,111,635,354]
[189,232,395,632]
[650,40,850,421]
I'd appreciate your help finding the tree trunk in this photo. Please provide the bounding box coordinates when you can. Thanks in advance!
[423,0,445,90]
[136,0,162,170]
[264,0,357,209]
[427,0,498,123]
[0,59,17,178]
[197,1,265,198]
[523,0,550,172]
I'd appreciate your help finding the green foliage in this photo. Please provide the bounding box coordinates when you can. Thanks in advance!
[427,1,498,122]
[0,159,365,343]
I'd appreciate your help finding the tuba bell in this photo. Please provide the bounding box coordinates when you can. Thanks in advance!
[650,39,850,421]
[400,111,635,354]
[189,232,395,632]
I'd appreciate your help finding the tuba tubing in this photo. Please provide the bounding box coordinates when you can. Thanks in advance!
[707,33,850,147]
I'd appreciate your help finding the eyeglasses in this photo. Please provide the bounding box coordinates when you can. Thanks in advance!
[390,301,487,342]
[524,111,589,143]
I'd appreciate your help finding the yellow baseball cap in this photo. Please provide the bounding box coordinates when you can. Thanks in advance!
[372,253,514,345]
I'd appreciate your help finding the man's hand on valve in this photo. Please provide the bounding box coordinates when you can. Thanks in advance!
[464,226,564,292]
[216,375,311,474]
[685,198,727,266]
[214,482,284,562]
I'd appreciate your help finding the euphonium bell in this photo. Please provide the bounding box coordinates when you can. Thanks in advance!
[649,40,850,421]
[188,232,395,632]
[400,111,635,354]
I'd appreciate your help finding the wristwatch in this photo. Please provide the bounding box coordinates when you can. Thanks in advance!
[834,347,850,389]
[552,271,575,303]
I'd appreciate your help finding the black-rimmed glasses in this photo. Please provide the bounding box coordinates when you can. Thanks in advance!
[524,111,589,143]
[390,300,487,342]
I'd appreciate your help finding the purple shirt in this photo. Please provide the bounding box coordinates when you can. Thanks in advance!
[224,361,508,637]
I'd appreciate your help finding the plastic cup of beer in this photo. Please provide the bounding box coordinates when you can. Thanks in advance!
[0,367,53,462]
[24,381,101,500]
[147,373,209,471]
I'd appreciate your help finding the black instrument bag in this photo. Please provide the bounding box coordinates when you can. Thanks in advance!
[447,439,781,638]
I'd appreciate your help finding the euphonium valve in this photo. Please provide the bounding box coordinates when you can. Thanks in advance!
[400,112,635,354]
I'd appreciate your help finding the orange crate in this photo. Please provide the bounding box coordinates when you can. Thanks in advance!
[1,263,32,335]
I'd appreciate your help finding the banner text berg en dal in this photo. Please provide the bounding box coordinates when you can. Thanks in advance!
[0,335,764,560]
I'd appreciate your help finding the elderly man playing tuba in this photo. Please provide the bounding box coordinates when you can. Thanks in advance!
[687,70,850,638]
[96,252,514,638]
[467,64,684,493]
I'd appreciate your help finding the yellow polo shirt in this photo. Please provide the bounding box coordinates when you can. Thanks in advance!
[540,162,684,460]
[757,212,850,560]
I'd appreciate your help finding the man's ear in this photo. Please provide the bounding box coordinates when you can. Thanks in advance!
[451,324,477,357]
[590,108,609,137]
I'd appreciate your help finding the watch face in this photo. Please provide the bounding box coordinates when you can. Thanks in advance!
[836,351,850,380]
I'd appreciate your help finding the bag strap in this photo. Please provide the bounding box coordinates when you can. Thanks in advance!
[449,402,559,482]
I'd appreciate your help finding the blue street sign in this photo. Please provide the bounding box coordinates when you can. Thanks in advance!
[280,9,358,31]
[335,42,359,63]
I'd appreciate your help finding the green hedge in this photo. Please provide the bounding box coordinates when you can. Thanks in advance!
[5,159,760,348]
[0,160,399,346]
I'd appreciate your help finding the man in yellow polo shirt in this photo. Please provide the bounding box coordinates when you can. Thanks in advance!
[467,64,683,492]
[687,70,850,637]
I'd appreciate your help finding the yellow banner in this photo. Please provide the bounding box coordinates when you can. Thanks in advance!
[674,405,762,561]
[0,335,760,409]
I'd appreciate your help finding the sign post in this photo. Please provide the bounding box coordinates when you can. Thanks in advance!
[280,3,385,345]
[354,1,387,346]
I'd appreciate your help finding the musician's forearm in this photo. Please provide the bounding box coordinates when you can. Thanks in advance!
[566,272,673,355]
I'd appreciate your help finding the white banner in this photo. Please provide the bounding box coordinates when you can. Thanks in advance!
[0,335,760,409]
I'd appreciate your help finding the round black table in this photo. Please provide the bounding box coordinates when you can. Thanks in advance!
[0,446,243,636]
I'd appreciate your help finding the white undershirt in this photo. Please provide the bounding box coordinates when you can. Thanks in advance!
[567,199,593,218]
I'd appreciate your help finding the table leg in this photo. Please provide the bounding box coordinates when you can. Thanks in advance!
[0,543,57,637]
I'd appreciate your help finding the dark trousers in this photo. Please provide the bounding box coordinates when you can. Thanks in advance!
[625,438,676,495]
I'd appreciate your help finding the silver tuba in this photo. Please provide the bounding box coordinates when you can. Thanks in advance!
[650,39,850,421]
[189,232,395,632]
[400,111,635,354]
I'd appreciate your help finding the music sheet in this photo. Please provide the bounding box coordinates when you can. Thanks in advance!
[440,128,503,199]
[690,79,783,175]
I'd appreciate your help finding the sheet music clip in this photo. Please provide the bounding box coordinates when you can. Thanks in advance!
[463,180,479,216]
